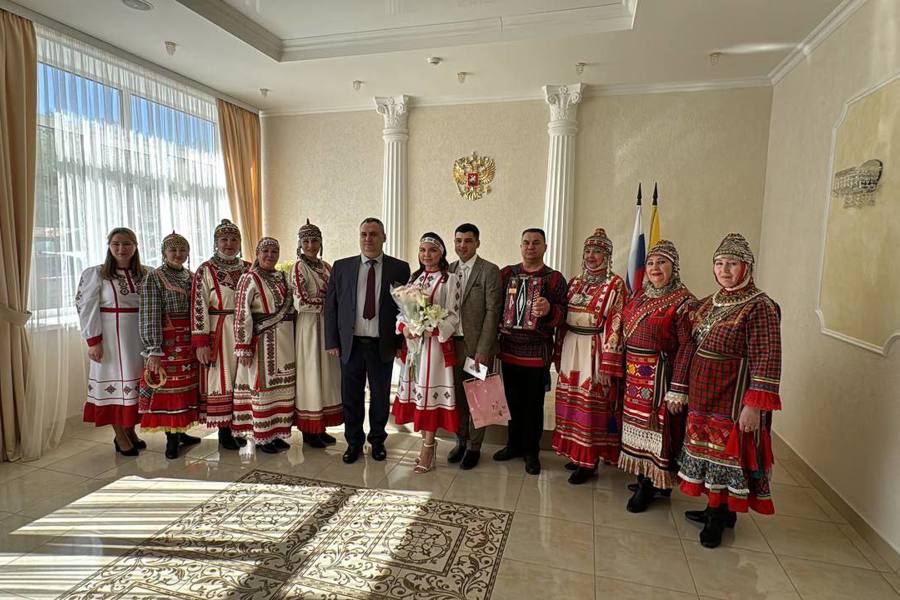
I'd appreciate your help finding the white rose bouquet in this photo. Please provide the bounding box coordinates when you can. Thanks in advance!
[391,282,450,370]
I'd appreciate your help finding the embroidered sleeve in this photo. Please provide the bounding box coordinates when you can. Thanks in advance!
[191,264,212,347]
[292,262,323,313]
[435,272,462,343]
[139,269,164,357]
[742,297,782,411]
[668,296,696,396]
[75,266,103,346]
[599,277,626,378]
[233,273,256,358]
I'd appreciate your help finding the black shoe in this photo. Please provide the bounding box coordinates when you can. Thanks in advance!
[320,432,337,445]
[371,443,387,461]
[272,438,290,450]
[685,507,737,528]
[165,433,180,459]
[568,466,595,485]
[256,442,279,454]
[700,507,733,548]
[179,432,202,446]
[343,444,363,464]
[303,433,327,449]
[113,438,139,457]
[626,478,659,512]
[131,437,147,450]
[524,454,542,475]
[493,446,523,461]
[460,450,481,470]
[218,427,240,451]
[565,461,578,471]
[447,443,466,464]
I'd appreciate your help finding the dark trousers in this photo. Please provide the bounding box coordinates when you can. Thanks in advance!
[341,337,393,447]
[501,361,549,456]
[452,338,486,451]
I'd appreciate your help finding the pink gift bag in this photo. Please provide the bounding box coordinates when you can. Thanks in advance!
[463,374,511,429]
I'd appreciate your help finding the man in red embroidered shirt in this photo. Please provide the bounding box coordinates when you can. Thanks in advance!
[495,228,567,475]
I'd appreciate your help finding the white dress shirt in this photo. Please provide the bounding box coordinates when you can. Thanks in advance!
[456,254,477,337]
[354,253,383,337]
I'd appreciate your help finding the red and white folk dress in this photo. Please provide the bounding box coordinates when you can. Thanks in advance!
[75,266,144,427]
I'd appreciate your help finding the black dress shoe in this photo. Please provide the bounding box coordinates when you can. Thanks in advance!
[131,438,147,450]
[626,477,659,512]
[460,450,481,470]
[113,438,139,457]
[303,433,327,449]
[568,466,596,485]
[371,443,387,461]
[179,432,202,446]
[320,432,337,445]
[685,507,737,528]
[447,443,466,464]
[343,445,363,463]
[700,507,733,548]
[257,441,279,454]
[524,454,542,475]
[218,427,240,451]
[493,446,523,461]
[565,461,578,471]
[165,433,180,459]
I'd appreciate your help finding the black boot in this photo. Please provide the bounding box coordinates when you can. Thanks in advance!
[319,432,337,445]
[685,506,737,528]
[626,477,661,513]
[303,433,327,449]
[524,453,542,475]
[700,506,734,548]
[272,437,290,450]
[564,461,578,471]
[179,432,202,446]
[218,427,240,450]
[257,441,279,454]
[493,446,523,461]
[568,467,596,485]
[447,442,466,464]
[165,433,180,459]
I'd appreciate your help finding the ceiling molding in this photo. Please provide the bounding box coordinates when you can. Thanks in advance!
[767,0,868,85]
[175,0,637,62]
[260,76,770,118]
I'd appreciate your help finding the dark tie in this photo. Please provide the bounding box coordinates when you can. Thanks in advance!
[363,259,376,320]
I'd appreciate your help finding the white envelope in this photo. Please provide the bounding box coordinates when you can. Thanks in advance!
[463,357,488,381]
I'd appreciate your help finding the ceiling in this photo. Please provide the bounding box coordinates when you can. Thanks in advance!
[10,0,845,114]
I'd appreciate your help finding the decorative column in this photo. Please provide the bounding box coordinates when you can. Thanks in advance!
[374,95,409,259]
[541,83,583,275]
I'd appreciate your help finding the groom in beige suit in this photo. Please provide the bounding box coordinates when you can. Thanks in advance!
[447,223,502,470]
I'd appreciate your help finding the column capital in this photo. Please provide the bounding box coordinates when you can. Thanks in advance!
[543,83,584,123]
[374,95,410,131]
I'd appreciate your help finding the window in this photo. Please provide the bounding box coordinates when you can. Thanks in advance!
[31,27,230,325]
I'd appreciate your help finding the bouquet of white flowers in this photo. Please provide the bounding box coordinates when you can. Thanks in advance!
[391,282,450,370]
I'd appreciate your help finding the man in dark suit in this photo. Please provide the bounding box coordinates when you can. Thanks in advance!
[447,223,502,470]
[325,217,411,464]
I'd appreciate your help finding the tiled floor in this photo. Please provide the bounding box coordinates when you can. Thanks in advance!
[0,418,897,600]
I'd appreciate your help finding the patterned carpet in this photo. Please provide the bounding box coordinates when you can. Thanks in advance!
[61,470,514,599]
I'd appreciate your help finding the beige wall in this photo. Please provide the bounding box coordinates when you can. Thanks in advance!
[263,88,771,294]
[759,0,900,554]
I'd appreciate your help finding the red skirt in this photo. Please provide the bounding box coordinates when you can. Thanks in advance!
[139,317,199,432]
[84,403,140,428]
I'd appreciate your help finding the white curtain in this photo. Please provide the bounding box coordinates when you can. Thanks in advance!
[22,25,230,459]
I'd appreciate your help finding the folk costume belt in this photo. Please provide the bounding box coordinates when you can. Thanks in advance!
[209,308,235,315]
[100,307,138,313]
[567,325,601,335]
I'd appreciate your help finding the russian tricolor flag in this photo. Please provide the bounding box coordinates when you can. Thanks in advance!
[626,184,645,294]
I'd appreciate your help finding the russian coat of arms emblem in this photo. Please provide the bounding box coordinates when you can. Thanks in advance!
[453,151,495,201]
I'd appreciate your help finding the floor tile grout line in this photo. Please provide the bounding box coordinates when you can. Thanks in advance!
[670,505,703,599]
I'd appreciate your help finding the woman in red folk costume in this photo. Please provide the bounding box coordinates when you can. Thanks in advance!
[679,233,782,548]
[552,228,626,485]
[191,219,251,450]
[139,232,201,459]
[618,240,695,512]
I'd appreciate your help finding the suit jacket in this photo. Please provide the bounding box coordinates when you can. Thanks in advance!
[448,255,502,357]
[324,253,411,364]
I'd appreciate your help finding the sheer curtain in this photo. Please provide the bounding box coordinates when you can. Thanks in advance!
[23,25,230,458]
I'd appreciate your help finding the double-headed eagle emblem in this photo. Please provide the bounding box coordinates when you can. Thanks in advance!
[453,151,495,201]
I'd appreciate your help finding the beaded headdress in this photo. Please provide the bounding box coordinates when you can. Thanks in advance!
[583,228,613,275]
[213,218,241,241]
[161,231,189,253]
[298,218,322,242]
[420,235,445,255]
[713,233,754,266]
[256,237,279,253]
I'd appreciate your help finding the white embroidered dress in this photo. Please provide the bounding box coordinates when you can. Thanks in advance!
[391,270,462,433]
[75,266,143,426]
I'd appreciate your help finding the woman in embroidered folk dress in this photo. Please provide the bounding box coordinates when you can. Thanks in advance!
[678,233,782,549]
[191,219,250,451]
[291,220,342,448]
[392,233,461,474]
[233,237,297,453]
[619,240,695,512]
[76,227,147,456]
[552,228,626,485]
[139,232,201,460]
